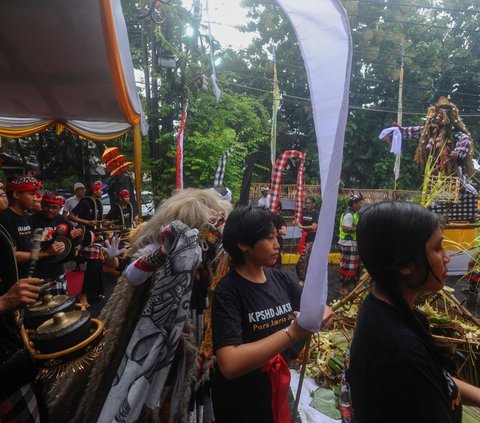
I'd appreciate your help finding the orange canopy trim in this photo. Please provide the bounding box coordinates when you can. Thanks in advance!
[0,121,55,138]
[99,0,141,127]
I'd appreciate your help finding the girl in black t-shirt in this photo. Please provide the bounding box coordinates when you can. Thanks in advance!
[211,206,333,423]
[347,201,480,423]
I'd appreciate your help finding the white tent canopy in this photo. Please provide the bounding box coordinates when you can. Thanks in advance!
[0,0,147,213]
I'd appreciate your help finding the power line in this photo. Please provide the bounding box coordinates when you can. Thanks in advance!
[355,0,480,15]
[353,49,480,71]
[351,75,480,98]
[226,81,480,117]
[222,69,480,110]
[350,14,480,34]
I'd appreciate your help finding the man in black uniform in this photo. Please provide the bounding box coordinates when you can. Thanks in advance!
[0,182,46,421]
[32,191,83,295]
[106,189,135,229]
[0,176,63,278]
[68,181,104,307]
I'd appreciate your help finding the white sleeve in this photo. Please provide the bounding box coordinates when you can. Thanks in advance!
[124,243,158,286]
[63,198,73,212]
[342,212,354,228]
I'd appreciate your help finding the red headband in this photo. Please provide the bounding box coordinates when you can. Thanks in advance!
[119,189,130,199]
[42,190,65,206]
[6,176,41,192]
[90,181,103,191]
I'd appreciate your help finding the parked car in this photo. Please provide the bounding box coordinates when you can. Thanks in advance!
[101,191,155,220]
[56,189,74,200]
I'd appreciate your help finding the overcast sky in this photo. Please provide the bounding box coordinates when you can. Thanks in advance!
[183,0,253,49]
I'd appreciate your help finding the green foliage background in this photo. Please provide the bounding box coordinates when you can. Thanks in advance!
[4,0,480,201]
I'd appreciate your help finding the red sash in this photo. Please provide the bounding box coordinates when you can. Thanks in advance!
[261,354,291,423]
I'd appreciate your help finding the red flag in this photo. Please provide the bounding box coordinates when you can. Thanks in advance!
[176,103,188,190]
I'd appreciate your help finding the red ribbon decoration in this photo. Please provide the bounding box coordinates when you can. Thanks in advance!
[261,354,292,423]
[269,150,305,221]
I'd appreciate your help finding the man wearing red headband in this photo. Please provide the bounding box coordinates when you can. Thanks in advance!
[68,181,105,306]
[0,176,63,278]
[32,191,82,296]
[68,181,104,228]
[106,189,136,229]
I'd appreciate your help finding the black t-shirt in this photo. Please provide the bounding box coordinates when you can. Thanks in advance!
[301,209,319,242]
[0,224,22,362]
[106,203,134,228]
[211,268,302,423]
[0,208,33,278]
[31,213,67,279]
[346,293,462,423]
[0,225,38,398]
[72,197,103,221]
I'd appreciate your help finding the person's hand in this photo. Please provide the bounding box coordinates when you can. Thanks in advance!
[46,240,65,256]
[287,317,312,342]
[292,219,299,226]
[70,227,82,239]
[87,220,96,228]
[0,277,44,312]
[321,305,335,330]
[103,236,126,259]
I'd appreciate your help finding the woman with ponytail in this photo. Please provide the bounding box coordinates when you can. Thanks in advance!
[347,201,480,423]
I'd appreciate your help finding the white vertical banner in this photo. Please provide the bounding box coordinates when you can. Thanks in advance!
[276,0,352,332]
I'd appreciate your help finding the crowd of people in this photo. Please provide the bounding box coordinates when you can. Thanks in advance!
[1,173,480,423]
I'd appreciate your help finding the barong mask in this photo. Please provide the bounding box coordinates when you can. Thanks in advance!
[199,210,226,253]
[160,220,201,274]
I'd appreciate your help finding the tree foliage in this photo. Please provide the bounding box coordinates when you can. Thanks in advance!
[13,0,480,196]
[230,0,480,190]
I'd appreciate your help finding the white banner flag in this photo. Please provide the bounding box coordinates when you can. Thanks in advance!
[276,0,352,332]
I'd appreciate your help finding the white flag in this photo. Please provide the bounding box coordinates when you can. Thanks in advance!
[276,0,352,332]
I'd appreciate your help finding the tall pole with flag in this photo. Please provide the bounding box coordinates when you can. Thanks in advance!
[176,100,189,190]
[394,42,405,190]
[270,46,281,166]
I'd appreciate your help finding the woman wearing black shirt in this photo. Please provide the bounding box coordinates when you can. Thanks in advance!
[212,206,333,422]
[347,201,480,422]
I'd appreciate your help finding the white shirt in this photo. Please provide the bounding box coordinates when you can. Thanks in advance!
[258,194,271,209]
[63,195,82,213]
[339,211,357,247]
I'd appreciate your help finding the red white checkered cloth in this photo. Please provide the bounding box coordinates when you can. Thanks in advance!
[80,243,104,260]
[269,150,305,221]
[0,383,40,423]
[339,244,360,279]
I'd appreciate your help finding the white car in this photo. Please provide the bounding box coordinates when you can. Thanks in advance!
[101,191,155,220]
